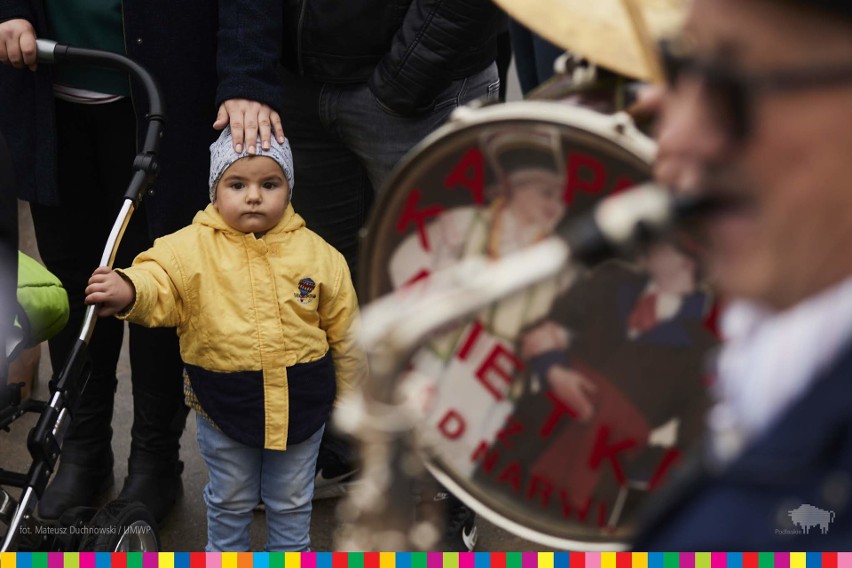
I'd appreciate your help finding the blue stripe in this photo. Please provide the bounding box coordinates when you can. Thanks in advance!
[254,553,270,568]
[727,553,743,568]
[396,553,411,568]
[316,552,332,568]
[649,552,665,568]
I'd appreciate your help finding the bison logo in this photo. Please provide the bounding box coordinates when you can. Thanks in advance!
[788,504,835,534]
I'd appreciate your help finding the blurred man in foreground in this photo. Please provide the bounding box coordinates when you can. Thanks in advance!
[633,0,852,550]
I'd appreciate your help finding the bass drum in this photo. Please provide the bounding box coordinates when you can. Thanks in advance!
[359,101,717,550]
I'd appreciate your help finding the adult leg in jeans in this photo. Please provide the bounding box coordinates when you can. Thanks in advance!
[334,64,501,196]
[277,69,374,285]
[328,64,499,551]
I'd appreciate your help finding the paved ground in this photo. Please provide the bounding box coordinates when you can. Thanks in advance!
[4,201,547,552]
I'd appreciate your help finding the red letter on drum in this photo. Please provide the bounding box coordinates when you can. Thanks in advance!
[475,344,524,401]
[444,147,486,204]
[437,409,466,440]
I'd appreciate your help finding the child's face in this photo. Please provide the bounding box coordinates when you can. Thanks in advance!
[213,156,290,236]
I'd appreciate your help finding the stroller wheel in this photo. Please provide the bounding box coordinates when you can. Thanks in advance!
[78,499,159,552]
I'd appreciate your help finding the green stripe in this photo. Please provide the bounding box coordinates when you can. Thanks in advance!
[664,553,680,568]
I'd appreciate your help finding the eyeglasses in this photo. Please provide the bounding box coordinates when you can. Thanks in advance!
[658,38,852,141]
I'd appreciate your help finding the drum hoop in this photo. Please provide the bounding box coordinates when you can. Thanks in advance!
[426,462,629,551]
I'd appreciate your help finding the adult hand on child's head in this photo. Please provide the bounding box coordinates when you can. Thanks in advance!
[0,19,37,71]
[85,266,135,317]
[214,99,284,154]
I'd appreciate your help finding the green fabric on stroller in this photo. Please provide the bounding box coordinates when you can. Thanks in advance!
[16,251,69,347]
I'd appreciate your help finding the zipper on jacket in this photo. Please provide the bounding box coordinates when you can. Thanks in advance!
[296,0,307,76]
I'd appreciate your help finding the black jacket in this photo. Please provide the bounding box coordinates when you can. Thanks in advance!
[216,0,504,116]
[0,0,219,237]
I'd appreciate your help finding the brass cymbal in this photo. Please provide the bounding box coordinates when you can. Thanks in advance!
[494,0,686,81]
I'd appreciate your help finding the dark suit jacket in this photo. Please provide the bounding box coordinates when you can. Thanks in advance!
[543,261,716,443]
[633,336,852,550]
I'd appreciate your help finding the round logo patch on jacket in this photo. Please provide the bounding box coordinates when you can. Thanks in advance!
[296,277,317,304]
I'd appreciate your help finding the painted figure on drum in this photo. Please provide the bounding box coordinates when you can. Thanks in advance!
[387,125,575,477]
[472,239,716,532]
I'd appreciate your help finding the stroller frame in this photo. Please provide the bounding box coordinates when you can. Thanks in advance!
[1,39,165,552]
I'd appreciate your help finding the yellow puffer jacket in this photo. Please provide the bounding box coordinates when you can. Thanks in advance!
[117,203,366,450]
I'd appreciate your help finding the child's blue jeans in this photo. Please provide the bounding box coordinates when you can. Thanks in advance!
[196,414,325,551]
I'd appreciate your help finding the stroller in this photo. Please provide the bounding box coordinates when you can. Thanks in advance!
[1,39,166,552]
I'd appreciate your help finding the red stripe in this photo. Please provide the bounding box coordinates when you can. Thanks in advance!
[365,552,380,568]
[824,553,838,568]
[333,553,348,568]
[743,552,759,568]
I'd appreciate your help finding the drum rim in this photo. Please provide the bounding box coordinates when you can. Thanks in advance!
[426,461,630,551]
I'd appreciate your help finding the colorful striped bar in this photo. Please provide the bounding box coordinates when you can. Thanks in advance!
[3,553,852,568]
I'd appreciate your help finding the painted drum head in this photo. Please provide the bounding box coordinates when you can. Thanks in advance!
[360,102,718,550]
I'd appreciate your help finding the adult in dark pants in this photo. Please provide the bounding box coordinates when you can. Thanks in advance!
[0,1,258,523]
[214,0,505,550]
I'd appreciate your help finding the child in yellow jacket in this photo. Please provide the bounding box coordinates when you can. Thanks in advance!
[85,127,367,551]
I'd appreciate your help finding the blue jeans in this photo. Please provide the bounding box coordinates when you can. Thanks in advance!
[279,64,500,284]
[196,415,324,551]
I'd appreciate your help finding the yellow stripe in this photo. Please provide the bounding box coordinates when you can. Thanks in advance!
[602,552,617,568]
[159,553,175,568]
[380,553,396,568]
[223,552,239,568]
[695,552,711,568]
[0,552,16,568]
[633,553,649,568]
[265,367,289,449]
[443,553,459,568]
[790,553,807,568]
[284,552,301,568]
[538,552,554,568]
[65,554,79,568]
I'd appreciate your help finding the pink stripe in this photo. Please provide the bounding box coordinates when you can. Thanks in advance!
[303,553,316,568]
[144,553,158,568]
[80,553,96,568]
[428,553,442,568]
[711,553,727,568]
[775,553,789,568]
[837,553,852,568]
[459,554,474,568]
[680,553,695,568]
[586,553,601,568]
[49,552,63,568]
[206,554,222,568]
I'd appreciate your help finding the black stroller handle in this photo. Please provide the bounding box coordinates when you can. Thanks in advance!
[36,39,165,163]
